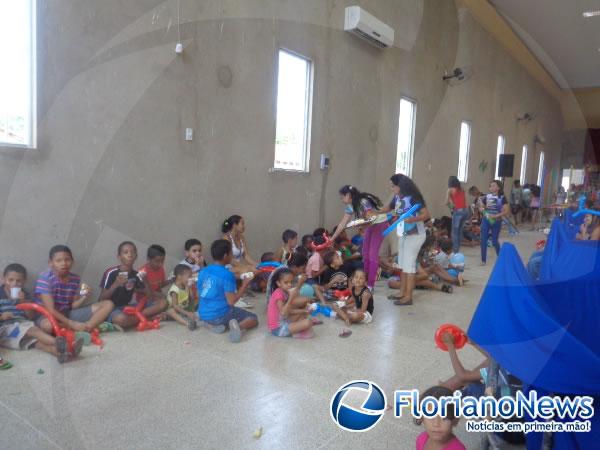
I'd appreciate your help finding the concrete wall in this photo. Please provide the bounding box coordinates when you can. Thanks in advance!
[0,0,564,287]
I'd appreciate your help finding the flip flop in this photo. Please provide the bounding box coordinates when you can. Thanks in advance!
[394,299,413,306]
[387,294,404,301]
[310,318,324,325]
[0,359,13,370]
[338,329,352,338]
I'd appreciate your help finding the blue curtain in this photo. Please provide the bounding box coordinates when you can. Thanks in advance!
[468,236,600,449]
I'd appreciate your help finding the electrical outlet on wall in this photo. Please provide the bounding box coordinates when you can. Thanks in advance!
[185,128,193,141]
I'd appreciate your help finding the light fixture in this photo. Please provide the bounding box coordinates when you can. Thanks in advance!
[583,10,600,18]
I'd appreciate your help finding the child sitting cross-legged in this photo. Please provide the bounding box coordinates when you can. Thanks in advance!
[2,263,82,363]
[431,239,465,286]
[165,264,198,330]
[99,241,166,330]
[317,250,354,301]
[197,240,258,343]
[333,269,373,326]
[35,245,113,333]
[267,268,313,338]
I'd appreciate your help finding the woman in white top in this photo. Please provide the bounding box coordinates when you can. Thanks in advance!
[222,215,258,276]
[387,174,431,306]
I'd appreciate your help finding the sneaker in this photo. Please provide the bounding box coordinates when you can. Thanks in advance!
[55,336,68,364]
[228,319,242,343]
[235,298,253,309]
[186,317,198,331]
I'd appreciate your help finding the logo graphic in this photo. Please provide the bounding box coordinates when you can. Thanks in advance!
[330,380,387,432]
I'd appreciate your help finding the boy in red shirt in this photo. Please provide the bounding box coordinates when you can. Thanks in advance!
[136,244,170,310]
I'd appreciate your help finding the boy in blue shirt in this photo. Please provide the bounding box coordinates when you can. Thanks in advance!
[198,240,258,343]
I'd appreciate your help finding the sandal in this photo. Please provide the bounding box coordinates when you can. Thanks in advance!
[0,359,13,370]
[310,318,324,325]
[394,299,413,306]
[387,294,404,301]
[338,329,352,338]
[441,284,453,294]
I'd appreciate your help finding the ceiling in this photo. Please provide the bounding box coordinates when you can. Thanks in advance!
[490,0,600,89]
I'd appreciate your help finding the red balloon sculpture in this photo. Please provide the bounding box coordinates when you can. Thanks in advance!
[333,289,352,299]
[122,299,160,332]
[16,303,103,352]
[310,233,333,252]
[434,323,467,351]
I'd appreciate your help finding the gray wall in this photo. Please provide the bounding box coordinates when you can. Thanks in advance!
[0,0,564,288]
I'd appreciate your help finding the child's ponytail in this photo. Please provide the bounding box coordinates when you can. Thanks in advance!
[339,185,383,218]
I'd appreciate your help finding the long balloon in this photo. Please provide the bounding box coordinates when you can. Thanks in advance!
[382,203,422,237]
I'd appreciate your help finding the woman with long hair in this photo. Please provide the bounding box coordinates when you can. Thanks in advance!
[446,176,469,253]
[388,174,431,305]
[330,185,385,291]
[222,215,259,308]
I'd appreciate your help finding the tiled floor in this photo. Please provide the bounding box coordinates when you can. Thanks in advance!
[1,230,542,449]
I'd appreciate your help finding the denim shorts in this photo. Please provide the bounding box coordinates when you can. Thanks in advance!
[270,321,291,337]
[203,306,258,327]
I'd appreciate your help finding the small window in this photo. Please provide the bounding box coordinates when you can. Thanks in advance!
[273,49,313,172]
[520,145,528,183]
[395,98,417,176]
[457,121,471,183]
[537,151,545,186]
[494,135,505,179]
[0,0,36,147]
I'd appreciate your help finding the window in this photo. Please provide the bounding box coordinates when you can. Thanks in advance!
[395,98,417,176]
[273,49,313,171]
[0,0,36,147]
[457,121,471,182]
[520,145,528,183]
[494,135,505,179]
[537,151,545,186]
[562,168,585,191]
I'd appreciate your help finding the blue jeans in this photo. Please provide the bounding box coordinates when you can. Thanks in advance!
[480,218,501,263]
[452,208,469,253]
[203,306,258,327]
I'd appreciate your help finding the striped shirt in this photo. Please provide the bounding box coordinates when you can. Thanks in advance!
[34,270,81,314]
[0,285,29,322]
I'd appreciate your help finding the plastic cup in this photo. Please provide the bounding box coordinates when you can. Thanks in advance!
[10,287,21,299]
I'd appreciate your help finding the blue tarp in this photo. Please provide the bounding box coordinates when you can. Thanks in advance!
[468,227,600,449]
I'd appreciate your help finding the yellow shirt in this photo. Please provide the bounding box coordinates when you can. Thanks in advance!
[167,284,192,311]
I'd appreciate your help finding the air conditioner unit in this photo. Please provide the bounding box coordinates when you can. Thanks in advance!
[344,6,395,49]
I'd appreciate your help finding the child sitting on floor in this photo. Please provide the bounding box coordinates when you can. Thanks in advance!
[137,244,172,305]
[99,241,166,330]
[267,268,313,338]
[415,386,466,450]
[432,239,465,286]
[165,264,198,330]
[178,238,206,308]
[298,234,314,258]
[180,238,207,274]
[305,235,328,284]
[2,263,82,363]
[318,250,353,301]
[274,229,298,265]
[387,236,453,297]
[332,228,363,271]
[197,240,258,343]
[35,245,113,333]
[333,269,373,326]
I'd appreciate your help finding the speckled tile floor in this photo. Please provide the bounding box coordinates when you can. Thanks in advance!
[1,230,543,449]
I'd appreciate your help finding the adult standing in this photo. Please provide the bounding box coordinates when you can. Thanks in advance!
[446,176,469,253]
[388,174,431,306]
[330,185,385,291]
